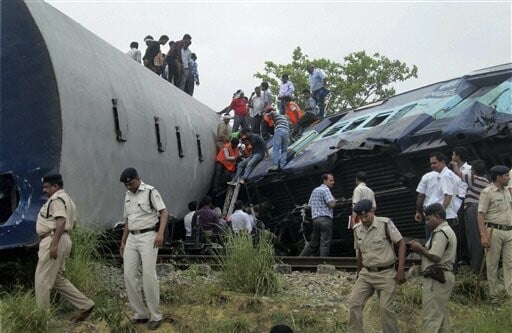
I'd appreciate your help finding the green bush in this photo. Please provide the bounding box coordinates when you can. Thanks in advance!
[67,225,129,330]
[66,224,103,293]
[0,289,56,333]
[217,232,279,295]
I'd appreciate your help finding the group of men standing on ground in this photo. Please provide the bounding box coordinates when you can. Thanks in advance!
[34,169,169,330]
[298,147,511,333]
[126,34,200,96]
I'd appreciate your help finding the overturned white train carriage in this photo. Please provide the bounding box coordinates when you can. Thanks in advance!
[0,0,218,250]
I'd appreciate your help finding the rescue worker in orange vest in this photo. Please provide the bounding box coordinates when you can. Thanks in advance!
[211,137,240,196]
[283,96,304,127]
[261,109,274,140]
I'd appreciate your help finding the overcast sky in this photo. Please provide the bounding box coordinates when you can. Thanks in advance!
[46,0,511,111]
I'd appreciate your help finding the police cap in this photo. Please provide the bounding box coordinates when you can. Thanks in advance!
[42,173,63,184]
[353,199,373,215]
[119,167,138,183]
[490,165,509,176]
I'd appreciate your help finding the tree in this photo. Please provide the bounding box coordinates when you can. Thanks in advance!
[254,47,418,115]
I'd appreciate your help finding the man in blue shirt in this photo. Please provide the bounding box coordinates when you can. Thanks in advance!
[300,173,336,257]
[306,64,329,118]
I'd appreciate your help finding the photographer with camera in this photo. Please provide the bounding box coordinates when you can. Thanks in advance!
[409,203,457,333]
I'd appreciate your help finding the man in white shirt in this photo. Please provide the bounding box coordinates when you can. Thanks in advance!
[415,152,459,238]
[450,146,472,266]
[248,86,266,135]
[126,41,141,63]
[230,200,253,234]
[350,171,376,228]
[183,201,197,240]
[277,74,294,115]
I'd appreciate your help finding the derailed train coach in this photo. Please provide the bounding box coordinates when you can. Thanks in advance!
[242,64,512,256]
[0,0,218,250]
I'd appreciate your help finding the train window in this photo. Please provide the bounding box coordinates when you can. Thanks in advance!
[196,134,204,162]
[112,99,128,142]
[175,126,185,158]
[154,117,167,152]
[363,112,392,128]
[0,174,20,225]
[343,118,367,132]
[322,122,347,137]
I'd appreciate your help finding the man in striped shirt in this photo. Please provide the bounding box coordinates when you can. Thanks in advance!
[268,111,290,172]
[452,159,490,274]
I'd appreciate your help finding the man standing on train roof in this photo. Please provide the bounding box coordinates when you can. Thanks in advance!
[126,41,141,63]
[34,173,95,321]
[119,167,169,330]
[142,35,169,74]
[268,111,290,172]
[348,199,406,333]
[306,64,329,118]
[300,173,337,257]
[277,74,294,115]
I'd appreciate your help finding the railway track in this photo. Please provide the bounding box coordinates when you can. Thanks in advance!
[109,254,421,271]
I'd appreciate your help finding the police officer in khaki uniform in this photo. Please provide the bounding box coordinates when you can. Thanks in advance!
[409,203,457,333]
[34,174,95,321]
[348,199,406,333]
[477,165,512,304]
[119,168,169,330]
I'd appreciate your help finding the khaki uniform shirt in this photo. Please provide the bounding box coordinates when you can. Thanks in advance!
[36,189,76,235]
[353,216,402,268]
[421,221,457,271]
[352,182,376,209]
[123,182,166,230]
[478,183,512,226]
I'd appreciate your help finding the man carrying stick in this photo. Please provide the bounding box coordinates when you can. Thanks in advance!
[477,165,512,305]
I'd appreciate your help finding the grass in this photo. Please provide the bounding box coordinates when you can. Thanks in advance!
[2,226,511,332]
[0,288,57,333]
[217,232,279,296]
[0,225,133,333]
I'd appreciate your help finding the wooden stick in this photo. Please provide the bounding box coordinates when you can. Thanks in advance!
[475,226,494,299]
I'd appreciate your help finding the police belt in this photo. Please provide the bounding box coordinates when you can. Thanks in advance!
[39,230,68,240]
[129,225,158,235]
[363,264,395,272]
[486,223,512,231]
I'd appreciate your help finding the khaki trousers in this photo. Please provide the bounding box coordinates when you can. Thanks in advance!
[35,233,95,311]
[486,228,512,299]
[124,231,162,321]
[422,272,455,333]
[348,268,399,333]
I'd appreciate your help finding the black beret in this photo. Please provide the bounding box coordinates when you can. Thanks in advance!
[120,168,138,182]
[490,165,510,176]
[424,203,444,216]
[42,173,62,183]
[353,199,373,215]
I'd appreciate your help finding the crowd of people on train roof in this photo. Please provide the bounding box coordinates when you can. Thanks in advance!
[126,34,199,97]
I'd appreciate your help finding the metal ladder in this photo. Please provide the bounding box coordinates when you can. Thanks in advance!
[222,182,241,218]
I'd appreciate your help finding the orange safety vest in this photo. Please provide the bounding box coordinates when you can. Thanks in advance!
[263,113,274,127]
[215,143,240,172]
[286,101,304,125]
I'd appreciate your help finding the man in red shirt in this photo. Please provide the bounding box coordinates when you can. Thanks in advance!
[219,89,249,132]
